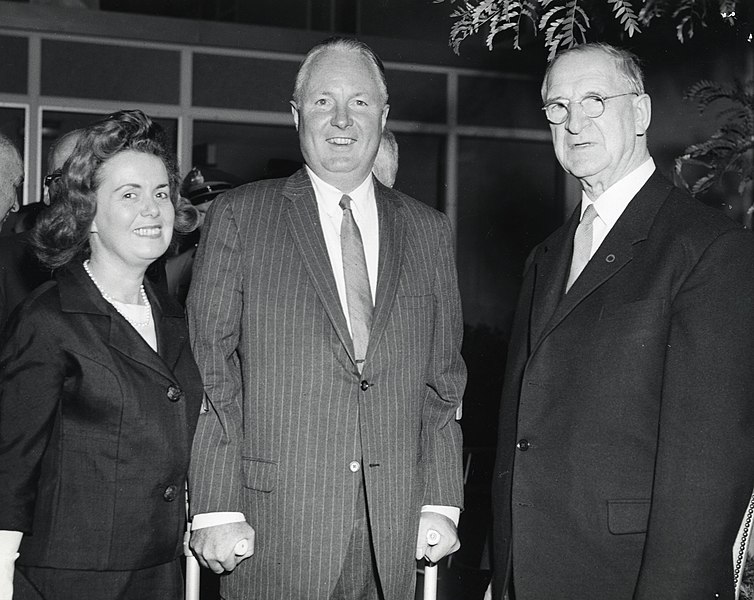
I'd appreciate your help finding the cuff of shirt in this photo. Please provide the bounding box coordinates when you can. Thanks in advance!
[191,512,246,531]
[421,505,460,527]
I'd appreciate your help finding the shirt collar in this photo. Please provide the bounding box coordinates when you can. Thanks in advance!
[581,157,655,227]
[305,166,374,219]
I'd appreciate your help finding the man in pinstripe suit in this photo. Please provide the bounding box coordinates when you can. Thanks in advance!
[187,37,466,600]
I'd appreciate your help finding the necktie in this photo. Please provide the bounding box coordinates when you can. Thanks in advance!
[565,203,598,292]
[340,195,373,370]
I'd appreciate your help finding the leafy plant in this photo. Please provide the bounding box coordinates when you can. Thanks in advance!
[437,0,752,226]
[436,0,739,60]
[674,79,754,227]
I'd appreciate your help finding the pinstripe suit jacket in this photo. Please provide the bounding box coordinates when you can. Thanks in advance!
[187,168,466,600]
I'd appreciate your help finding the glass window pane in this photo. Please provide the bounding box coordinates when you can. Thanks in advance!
[385,70,446,124]
[192,121,302,184]
[459,75,547,130]
[41,40,180,104]
[391,132,443,211]
[456,137,563,330]
[0,35,28,95]
[41,110,178,179]
[193,55,298,112]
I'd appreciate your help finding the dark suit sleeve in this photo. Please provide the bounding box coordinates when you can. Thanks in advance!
[186,199,246,516]
[635,227,754,598]
[421,213,466,509]
[0,305,65,531]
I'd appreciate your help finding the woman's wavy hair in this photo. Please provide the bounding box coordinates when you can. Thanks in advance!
[33,109,198,269]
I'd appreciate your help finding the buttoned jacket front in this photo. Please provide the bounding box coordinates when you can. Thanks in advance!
[0,262,203,570]
[491,172,754,599]
[188,169,466,600]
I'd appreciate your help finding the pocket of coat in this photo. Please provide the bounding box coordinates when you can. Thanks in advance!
[607,499,650,535]
[242,458,278,493]
[397,294,432,309]
[598,299,666,322]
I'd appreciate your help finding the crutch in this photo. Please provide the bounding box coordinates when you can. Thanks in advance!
[185,492,200,600]
[423,529,441,600]
[184,518,249,600]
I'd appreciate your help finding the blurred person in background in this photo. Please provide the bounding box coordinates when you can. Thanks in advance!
[0,109,203,600]
[0,129,84,329]
[0,133,22,229]
[165,166,240,306]
[372,127,398,188]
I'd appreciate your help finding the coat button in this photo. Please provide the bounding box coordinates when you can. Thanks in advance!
[360,380,370,391]
[166,385,184,402]
[163,484,179,502]
[349,460,361,473]
[517,439,530,451]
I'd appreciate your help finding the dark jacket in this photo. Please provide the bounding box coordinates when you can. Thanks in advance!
[491,172,754,599]
[0,262,203,570]
[187,169,466,600]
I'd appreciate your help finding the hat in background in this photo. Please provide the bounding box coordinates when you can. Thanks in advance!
[181,166,241,205]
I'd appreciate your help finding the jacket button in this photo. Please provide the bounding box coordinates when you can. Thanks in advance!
[166,385,184,402]
[360,380,370,391]
[349,460,361,473]
[163,484,179,502]
[517,439,530,451]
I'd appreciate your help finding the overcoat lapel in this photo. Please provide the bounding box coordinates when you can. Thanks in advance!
[283,170,356,364]
[366,183,405,366]
[533,172,672,351]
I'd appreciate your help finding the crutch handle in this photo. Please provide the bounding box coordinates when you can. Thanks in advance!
[426,529,441,546]
[423,529,441,600]
[234,538,249,556]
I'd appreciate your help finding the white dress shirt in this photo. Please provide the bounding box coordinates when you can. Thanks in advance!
[578,157,656,257]
[307,166,379,328]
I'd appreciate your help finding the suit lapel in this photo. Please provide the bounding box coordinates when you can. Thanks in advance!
[529,207,579,345]
[533,171,673,349]
[367,182,405,365]
[283,170,356,363]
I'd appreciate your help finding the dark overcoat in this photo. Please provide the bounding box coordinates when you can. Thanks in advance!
[491,172,754,599]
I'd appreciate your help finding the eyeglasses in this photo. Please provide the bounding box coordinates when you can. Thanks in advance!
[542,92,639,125]
[43,169,62,188]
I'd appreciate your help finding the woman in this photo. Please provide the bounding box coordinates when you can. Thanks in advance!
[0,110,203,600]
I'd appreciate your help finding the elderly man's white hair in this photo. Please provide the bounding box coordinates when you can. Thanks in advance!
[0,133,23,224]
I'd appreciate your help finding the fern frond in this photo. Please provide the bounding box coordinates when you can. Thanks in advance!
[608,0,641,37]
[683,79,734,111]
[540,0,588,59]
[448,0,500,54]
[673,0,708,42]
[447,0,543,54]
[638,0,670,27]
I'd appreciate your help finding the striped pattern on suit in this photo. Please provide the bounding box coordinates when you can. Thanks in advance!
[187,169,466,600]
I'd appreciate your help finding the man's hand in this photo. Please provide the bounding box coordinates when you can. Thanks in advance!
[190,521,255,574]
[415,511,460,563]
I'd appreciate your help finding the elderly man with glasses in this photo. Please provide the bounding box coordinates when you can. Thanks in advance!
[488,42,754,600]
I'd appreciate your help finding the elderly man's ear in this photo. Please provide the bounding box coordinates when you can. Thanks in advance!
[634,93,652,137]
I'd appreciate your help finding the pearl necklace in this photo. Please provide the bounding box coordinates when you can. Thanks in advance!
[83,260,152,328]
